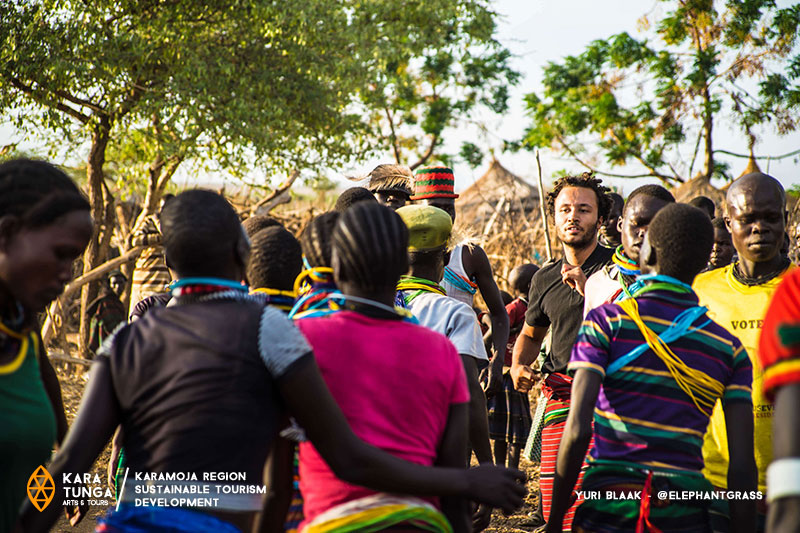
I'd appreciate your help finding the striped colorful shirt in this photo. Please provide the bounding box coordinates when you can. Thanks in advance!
[569,289,752,472]
[759,268,800,402]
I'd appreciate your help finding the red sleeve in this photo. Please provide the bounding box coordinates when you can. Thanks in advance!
[760,269,800,402]
[505,299,527,328]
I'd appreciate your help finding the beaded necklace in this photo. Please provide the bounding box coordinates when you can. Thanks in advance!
[730,258,790,286]
[612,245,640,276]
[611,246,641,300]
[442,267,478,295]
[293,292,417,324]
[290,267,337,318]
[170,277,262,306]
[251,288,296,312]
[0,320,32,375]
[396,275,446,305]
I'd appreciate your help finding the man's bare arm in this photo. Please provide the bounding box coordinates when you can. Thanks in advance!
[510,323,547,392]
[465,245,510,396]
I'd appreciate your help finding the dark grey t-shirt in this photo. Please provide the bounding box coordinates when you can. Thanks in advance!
[525,244,613,374]
[98,295,312,481]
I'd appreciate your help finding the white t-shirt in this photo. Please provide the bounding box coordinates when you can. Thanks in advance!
[583,265,624,317]
[402,291,488,361]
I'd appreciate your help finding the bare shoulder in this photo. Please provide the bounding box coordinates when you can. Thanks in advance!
[461,243,491,273]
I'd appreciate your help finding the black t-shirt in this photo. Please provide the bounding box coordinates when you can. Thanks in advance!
[525,244,613,374]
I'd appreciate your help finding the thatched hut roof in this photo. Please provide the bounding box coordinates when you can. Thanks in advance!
[739,155,762,177]
[457,158,539,226]
[670,173,726,208]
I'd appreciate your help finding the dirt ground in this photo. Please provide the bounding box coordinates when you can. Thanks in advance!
[48,366,541,533]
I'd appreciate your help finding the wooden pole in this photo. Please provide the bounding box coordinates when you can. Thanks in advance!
[41,245,147,344]
[536,150,553,261]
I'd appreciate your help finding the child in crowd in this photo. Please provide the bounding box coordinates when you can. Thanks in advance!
[706,217,735,271]
[548,204,756,533]
[484,264,538,469]
[246,223,314,532]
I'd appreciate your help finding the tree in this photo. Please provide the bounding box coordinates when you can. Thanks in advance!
[1,0,515,354]
[521,0,800,185]
[360,3,519,169]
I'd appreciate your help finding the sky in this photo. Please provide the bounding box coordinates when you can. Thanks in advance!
[427,0,800,195]
[2,1,798,195]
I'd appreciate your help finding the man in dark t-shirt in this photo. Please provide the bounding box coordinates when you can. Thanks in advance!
[510,173,613,532]
[525,244,612,375]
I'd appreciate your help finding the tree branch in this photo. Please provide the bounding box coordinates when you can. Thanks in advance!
[553,134,680,184]
[409,134,439,170]
[250,170,301,216]
[41,245,147,344]
[7,77,91,124]
[714,148,800,160]
[157,155,183,192]
[52,89,106,114]
[688,128,703,178]
[384,107,402,164]
[112,80,145,122]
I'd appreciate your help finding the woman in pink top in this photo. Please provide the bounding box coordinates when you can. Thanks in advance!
[295,202,471,533]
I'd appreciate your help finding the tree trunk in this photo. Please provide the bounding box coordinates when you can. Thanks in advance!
[130,154,182,234]
[78,121,110,358]
[702,85,714,180]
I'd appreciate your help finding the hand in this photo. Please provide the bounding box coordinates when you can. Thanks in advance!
[464,465,526,513]
[560,264,587,296]
[65,500,89,527]
[472,503,492,532]
[107,455,117,491]
[510,364,540,393]
[484,367,503,399]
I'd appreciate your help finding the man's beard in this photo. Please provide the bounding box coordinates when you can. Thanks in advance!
[557,224,598,250]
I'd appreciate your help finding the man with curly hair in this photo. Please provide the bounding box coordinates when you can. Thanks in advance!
[510,172,613,531]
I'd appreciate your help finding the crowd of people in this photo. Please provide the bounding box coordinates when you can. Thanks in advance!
[1,157,799,533]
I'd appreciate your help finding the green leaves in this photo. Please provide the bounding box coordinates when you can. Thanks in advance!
[358,0,518,167]
[521,0,799,184]
[1,0,516,180]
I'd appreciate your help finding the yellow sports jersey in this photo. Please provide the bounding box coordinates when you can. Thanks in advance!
[693,263,795,492]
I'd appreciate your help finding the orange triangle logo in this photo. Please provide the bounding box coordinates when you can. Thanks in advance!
[27,465,55,512]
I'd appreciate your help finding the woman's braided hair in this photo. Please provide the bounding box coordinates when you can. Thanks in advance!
[300,212,340,268]
[332,202,409,292]
[0,158,90,226]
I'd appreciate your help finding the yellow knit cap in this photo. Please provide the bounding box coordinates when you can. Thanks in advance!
[396,204,453,252]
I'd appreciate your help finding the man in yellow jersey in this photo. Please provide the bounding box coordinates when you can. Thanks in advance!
[693,172,793,532]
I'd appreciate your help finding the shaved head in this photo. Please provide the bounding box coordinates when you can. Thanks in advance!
[724,172,786,272]
[726,172,785,212]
